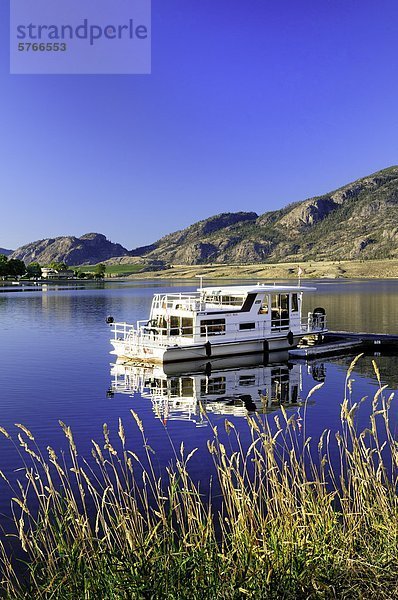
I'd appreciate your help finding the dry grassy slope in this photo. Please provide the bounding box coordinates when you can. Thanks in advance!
[133,166,398,264]
[126,258,398,280]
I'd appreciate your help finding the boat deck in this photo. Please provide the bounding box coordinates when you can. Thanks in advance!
[289,331,398,359]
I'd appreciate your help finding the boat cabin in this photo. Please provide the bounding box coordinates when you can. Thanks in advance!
[145,284,319,342]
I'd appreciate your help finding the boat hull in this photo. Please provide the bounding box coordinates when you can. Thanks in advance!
[110,333,304,364]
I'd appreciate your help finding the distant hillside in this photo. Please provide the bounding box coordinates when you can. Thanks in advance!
[0,248,13,256]
[130,166,398,264]
[11,233,129,265]
[10,166,398,266]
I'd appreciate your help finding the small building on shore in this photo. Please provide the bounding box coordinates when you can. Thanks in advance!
[41,268,75,279]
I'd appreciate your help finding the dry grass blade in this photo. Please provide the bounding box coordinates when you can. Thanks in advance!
[0,360,396,599]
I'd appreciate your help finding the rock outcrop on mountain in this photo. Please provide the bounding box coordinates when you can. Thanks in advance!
[10,166,398,266]
[11,233,129,265]
[130,166,398,264]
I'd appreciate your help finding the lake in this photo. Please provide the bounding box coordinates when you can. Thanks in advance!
[0,278,398,520]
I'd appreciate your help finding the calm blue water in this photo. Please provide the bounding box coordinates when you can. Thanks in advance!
[0,279,397,519]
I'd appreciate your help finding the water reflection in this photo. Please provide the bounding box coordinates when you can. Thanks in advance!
[302,280,398,334]
[0,279,397,485]
[110,354,324,426]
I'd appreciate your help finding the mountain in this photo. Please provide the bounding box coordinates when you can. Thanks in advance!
[10,166,398,266]
[11,233,129,265]
[130,212,260,263]
[130,166,398,264]
[0,248,13,256]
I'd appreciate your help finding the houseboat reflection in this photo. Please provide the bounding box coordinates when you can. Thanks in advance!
[110,354,325,426]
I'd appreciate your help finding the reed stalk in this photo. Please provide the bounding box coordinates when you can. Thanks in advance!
[0,358,398,599]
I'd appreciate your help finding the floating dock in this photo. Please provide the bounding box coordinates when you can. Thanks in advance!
[289,331,398,359]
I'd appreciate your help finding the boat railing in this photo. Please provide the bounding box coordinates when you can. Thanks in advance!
[112,322,136,340]
[112,311,327,348]
[137,326,194,347]
[304,312,327,333]
[151,293,202,312]
[271,317,291,330]
[110,321,194,348]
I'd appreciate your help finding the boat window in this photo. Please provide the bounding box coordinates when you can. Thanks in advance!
[170,316,180,336]
[239,322,256,330]
[206,295,244,307]
[181,317,193,336]
[271,294,289,311]
[259,295,269,314]
[291,293,299,312]
[271,294,290,329]
[280,294,289,311]
[167,316,194,337]
[205,295,219,305]
[157,316,167,331]
[221,295,244,306]
[200,319,226,336]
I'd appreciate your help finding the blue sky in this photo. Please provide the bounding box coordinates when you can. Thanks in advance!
[1,0,398,250]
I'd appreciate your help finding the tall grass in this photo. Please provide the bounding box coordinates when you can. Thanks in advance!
[1,357,398,599]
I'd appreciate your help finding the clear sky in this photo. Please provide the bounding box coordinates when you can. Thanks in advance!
[1,0,398,251]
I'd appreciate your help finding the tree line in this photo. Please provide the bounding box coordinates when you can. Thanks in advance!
[0,254,35,278]
[0,255,107,279]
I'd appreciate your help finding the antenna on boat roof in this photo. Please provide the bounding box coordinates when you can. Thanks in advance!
[196,275,204,292]
[298,265,303,287]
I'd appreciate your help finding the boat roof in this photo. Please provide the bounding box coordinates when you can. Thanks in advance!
[200,284,316,295]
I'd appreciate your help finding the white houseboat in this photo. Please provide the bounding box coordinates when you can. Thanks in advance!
[109,283,326,364]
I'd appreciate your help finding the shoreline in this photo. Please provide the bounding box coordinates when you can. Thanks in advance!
[2,258,398,285]
[123,257,398,280]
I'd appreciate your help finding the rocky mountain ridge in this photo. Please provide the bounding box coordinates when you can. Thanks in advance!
[9,166,398,266]
[11,233,129,266]
[132,166,398,264]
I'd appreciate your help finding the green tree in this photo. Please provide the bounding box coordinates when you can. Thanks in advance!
[0,254,8,278]
[7,259,26,278]
[48,262,68,271]
[95,263,106,279]
[26,262,42,278]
